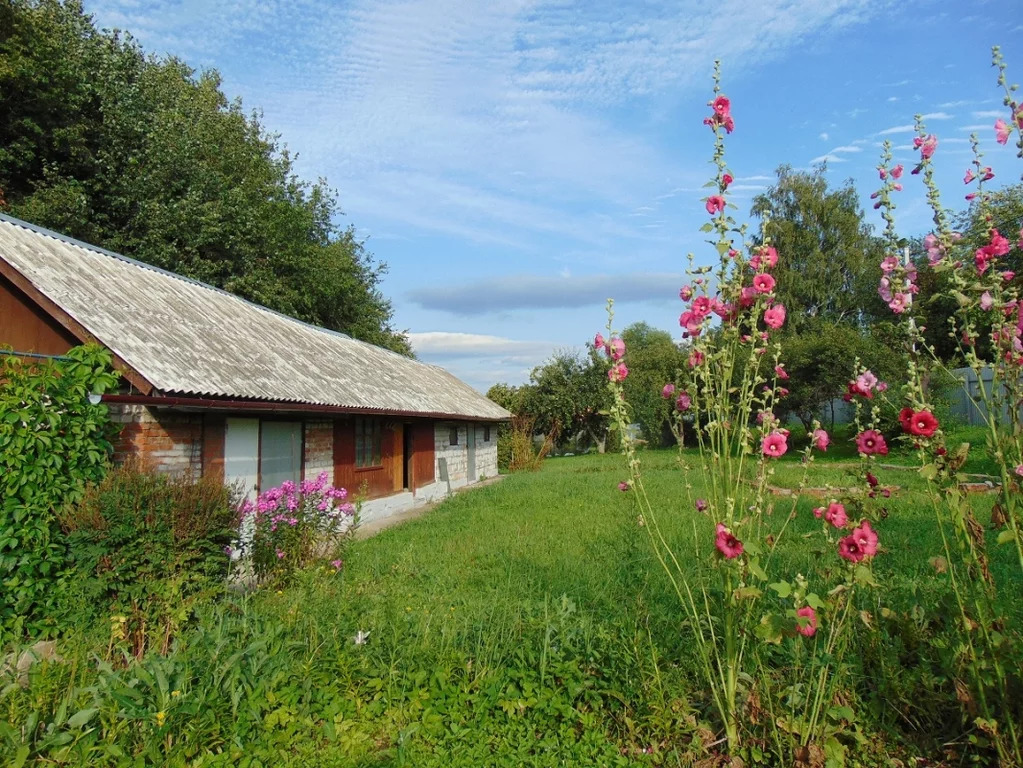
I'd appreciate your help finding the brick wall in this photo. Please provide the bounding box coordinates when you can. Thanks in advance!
[472,424,499,480]
[304,421,334,485]
[434,422,468,488]
[108,404,203,476]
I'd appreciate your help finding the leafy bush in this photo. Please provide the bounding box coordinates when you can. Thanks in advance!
[59,461,236,656]
[236,473,358,584]
[0,344,119,640]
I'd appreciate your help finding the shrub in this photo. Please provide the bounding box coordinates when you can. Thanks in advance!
[59,461,236,656]
[236,472,358,584]
[0,344,119,640]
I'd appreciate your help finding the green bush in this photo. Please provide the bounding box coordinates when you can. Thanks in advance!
[59,461,236,656]
[0,345,119,640]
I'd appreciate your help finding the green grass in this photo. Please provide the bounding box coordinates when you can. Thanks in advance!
[2,430,1021,766]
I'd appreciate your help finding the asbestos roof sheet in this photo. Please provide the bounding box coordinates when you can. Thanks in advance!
[0,214,511,421]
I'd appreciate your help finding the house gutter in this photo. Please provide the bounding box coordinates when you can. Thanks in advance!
[101,393,510,422]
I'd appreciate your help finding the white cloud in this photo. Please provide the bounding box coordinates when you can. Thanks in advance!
[830,145,862,153]
[409,331,554,359]
[972,110,1004,118]
[958,124,993,131]
[920,111,954,120]
[887,96,898,102]
[877,124,917,135]
[819,131,830,141]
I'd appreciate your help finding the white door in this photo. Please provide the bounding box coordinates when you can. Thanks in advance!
[225,417,260,502]
[466,423,477,483]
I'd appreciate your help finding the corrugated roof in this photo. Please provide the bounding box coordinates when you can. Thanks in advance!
[0,214,511,421]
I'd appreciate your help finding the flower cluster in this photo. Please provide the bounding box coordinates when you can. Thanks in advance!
[844,369,887,401]
[703,94,734,134]
[899,408,939,438]
[595,332,629,381]
[837,520,879,563]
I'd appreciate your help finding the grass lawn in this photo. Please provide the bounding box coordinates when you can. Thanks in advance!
[4,428,1021,766]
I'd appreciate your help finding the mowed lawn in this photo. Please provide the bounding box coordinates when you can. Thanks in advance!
[6,434,1021,767]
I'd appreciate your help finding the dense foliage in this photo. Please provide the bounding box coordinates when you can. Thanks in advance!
[0,344,119,639]
[59,462,236,657]
[0,0,410,354]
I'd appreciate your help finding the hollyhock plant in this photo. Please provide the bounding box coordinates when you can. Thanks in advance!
[795,606,818,637]
[812,428,830,451]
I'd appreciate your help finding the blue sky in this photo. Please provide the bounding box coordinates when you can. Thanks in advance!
[84,0,1023,392]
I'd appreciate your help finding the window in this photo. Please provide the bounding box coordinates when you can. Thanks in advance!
[355,418,382,467]
[449,426,459,446]
[260,421,303,491]
[483,425,491,442]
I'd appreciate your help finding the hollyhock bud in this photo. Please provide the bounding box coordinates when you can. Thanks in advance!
[891,164,903,179]
[722,172,734,188]
[679,285,693,301]
[980,291,994,311]
[619,481,630,492]
[775,365,789,380]
[594,332,605,350]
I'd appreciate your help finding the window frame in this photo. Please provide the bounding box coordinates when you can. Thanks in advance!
[483,425,491,442]
[449,425,459,446]
[355,417,383,469]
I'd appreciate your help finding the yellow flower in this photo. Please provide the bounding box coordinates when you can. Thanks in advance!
[171,690,181,698]
[155,711,166,726]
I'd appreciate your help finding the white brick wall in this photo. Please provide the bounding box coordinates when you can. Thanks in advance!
[434,422,468,490]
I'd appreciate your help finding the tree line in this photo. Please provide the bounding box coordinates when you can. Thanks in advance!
[0,0,411,355]
[491,166,1023,448]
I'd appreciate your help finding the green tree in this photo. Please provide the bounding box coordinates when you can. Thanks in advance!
[0,0,411,355]
[751,166,888,332]
[620,322,686,446]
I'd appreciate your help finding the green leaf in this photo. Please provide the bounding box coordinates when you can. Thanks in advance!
[805,592,825,609]
[748,559,768,581]
[996,529,1016,545]
[699,222,714,233]
[68,707,99,729]
[768,581,791,598]
[733,586,762,600]
[854,565,880,588]
[919,463,938,480]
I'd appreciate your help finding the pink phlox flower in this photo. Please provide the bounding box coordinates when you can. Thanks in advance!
[763,304,786,329]
[715,523,744,559]
[340,503,355,517]
[795,606,818,637]
[824,502,848,529]
[762,431,788,458]
[281,480,296,494]
[287,495,299,512]
[813,428,829,451]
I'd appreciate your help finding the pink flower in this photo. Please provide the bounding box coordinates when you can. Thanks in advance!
[679,285,693,301]
[906,410,939,437]
[676,392,692,411]
[331,559,343,570]
[594,332,605,350]
[275,548,286,559]
[856,371,877,391]
[795,606,818,637]
[608,363,629,382]
[1015,464,1023,477]
[880,256,898,273]
[995,117,1010,145]
[915,134,938,159]
[679,310,704,336]
[722,172,734,188]
[762,431,788,458]
[852,520,879,557]
[688,350,704,368]
[855,430,888,456]
[891,164,903,179]
[813,506,824,518]
[750,245,778,270]
[763,304,786,329]
[838,535,865,563]
[695,498,708,512]
[618,481,630,492]
[878,276,893,302]
[661,383,676,398]
[752,273,776,294]
[878,167,887,180]
[813,428,829,451]
[775,365,789,380]
[691,296,712,315]
[706,195,726,215]
[824,502,848,529]
[715,523,744,559]
[609,337,626,360]
[964,168,976,184]
[1003,271,1015,282]
[713,95,731,117]
[980,291,994,311]
[888,293,908,314]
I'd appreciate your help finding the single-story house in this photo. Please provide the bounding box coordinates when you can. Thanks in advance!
[0,213,510,522]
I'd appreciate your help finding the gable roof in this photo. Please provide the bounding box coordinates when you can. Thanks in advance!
[0,214,510,421]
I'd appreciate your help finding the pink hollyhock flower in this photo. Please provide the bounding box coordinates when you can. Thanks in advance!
[981,167,994,182]
[661,383,676,398]
[855,429,888,456]
[688,350,704,367]
[763,304,786,329]
[813,506,824,518]
[608,363,629,382]
[878,276,893,302]
[964,168,976,184]
[995,117,1010,145]
[880,256,898,273]
[888,293,908,314]
[838,535,865,563]
[752,273,776,293]
[775,365,789,380]
[679,285,693,301]
[691,296,712,315]
[891,164,903,179]
[679,310,704,336]
[713,95,731,116]
[276,548,286,559]
[762,431,788,458]
[916,134,938,159]
[813,428,829,451]
[856,371,878,391]
[715,523,744,559]
[852,520,879,557]
[676,392,692,411]
[1015,464,1023,477]
[619,481,630,492]
[594,332,605,350]
[795,606,818,637]
[750,245,778,270]
[706,195,726,215]
[1003,271,1015,282]
[980,291,994,311]
[695,498,708,512]
[609,337,626,360]
[878,167,887,180]
[876,381,888,392]
[824,502,848,529]
[906,410,939,437]
[722,172,734,188]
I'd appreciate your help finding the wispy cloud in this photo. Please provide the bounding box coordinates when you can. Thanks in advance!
[409,331,555,360]
[877,124,917,135]
[920,111,954,120]
[809,153,847,164]
[408,272,679,315]
[972,110,1003,118]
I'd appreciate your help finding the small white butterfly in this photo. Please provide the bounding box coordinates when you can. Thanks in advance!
[352,630,370,646]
